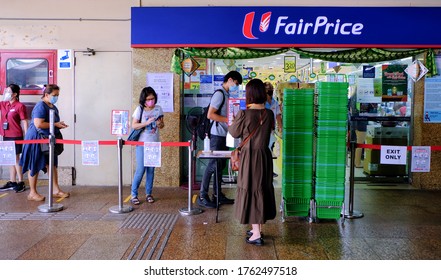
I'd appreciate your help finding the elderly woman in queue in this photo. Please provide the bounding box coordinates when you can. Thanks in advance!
[19,84,70,202]
[228,78,276,246]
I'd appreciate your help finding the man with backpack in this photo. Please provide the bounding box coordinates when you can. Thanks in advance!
[197,70,243,208]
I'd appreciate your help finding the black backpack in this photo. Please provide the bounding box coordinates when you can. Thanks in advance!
[196,89,225,140]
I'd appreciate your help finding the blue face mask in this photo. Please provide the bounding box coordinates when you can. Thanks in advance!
[50,96,58,104]
[229,84,239,93]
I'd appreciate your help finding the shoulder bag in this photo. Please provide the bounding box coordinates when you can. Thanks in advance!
[127,106,145,141]
[230,110,266,171]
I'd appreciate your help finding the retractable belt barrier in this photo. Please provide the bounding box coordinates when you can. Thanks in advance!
[357,143,441,151]
[346,142,441,220]
[8,137,198,216]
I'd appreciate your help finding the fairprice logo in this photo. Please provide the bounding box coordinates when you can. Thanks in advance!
[242,11,364,40]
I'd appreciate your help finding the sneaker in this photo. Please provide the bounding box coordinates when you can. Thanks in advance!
[212,193,235,205]
[0,181,16,191]
[14,181,25,193]
[197,195,216,209]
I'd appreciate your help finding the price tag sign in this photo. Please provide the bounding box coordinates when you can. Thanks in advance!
[82,140,99,166]
[144,142,161,167]
[284,56,296,73]
[0,141,16,166]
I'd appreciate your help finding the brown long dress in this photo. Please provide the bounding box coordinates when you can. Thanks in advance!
[228,108,276,224]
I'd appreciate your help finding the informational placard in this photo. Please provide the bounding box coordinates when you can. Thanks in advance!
[82,141,99,166]
[144,142,161,167]
[423,76,441,123]
[213,75,224,91]
[284,56,296,73]
[147,72,174,113]
[57,49,72,69]
[405,60,428,82]
[111,110,129,135]
[357,78,382,103]
[227,98,246,126]
[411,146,431,172]
[362,65,375,78]
[382,64,408,102]
[0,141,16,166]
[199,75,213,94]
[380,145,407,165]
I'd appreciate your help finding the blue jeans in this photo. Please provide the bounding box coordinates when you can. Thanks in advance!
[131,145,155,198]
[200,135,227,197]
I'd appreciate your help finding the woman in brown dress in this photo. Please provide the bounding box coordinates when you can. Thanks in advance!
[228,78,276,246]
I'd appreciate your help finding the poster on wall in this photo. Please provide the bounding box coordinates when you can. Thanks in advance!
[411,146,431,172]
[227,98,246,126]
[423,76,441,123]
[111,110,129,135]
[423,52,441,123]
[146,73,174,113]
[381,64,408,102]
[356,78,382,103]
[199,75,213,94]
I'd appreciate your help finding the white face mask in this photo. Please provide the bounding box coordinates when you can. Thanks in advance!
[3,87,12,101]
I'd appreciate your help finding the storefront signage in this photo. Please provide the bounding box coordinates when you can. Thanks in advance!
[132,7,441,47]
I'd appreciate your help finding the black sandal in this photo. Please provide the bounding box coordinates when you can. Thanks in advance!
[131,197,140,205]
[146,195,155,203]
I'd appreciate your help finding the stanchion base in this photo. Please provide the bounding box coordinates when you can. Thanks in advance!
[344,210,364,219]
[109,205,133,214]
[179,207,203,216]
[38,203,64,213]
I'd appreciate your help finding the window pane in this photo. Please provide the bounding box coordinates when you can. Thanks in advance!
[6,58,49,90]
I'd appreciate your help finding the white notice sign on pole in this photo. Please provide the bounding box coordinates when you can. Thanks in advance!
[380,145,407,165]
[0,141,16,166]
[144,142,161,167]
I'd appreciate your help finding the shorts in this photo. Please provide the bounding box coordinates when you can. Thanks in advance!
[3,136,23,155]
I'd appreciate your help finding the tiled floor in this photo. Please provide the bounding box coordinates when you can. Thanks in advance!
[1,178,441,260]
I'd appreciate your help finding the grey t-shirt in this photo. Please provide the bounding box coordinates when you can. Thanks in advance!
[209,89,228,137]
[132,105,163,142]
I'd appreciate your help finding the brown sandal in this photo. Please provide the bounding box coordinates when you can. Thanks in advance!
[27,194,45,202]
[53,191,70,198]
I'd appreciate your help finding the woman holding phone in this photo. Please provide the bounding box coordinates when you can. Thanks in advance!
[130,86,164,205]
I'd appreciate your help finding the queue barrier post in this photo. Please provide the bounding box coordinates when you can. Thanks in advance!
[38,109,64,213]
[179,140,203,216]
[344,140,364,219]
[109,137,133,214]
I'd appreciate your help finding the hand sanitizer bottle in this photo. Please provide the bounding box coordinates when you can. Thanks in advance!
[204,133,210,153]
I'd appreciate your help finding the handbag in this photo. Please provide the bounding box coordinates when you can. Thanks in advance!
[127,106,144,141]
[230,110,266,171]
[38,131,64,156]
[39,133,49,155]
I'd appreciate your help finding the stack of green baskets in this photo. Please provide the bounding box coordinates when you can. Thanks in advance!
[315,82,348,219]
[282,88,314,217]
